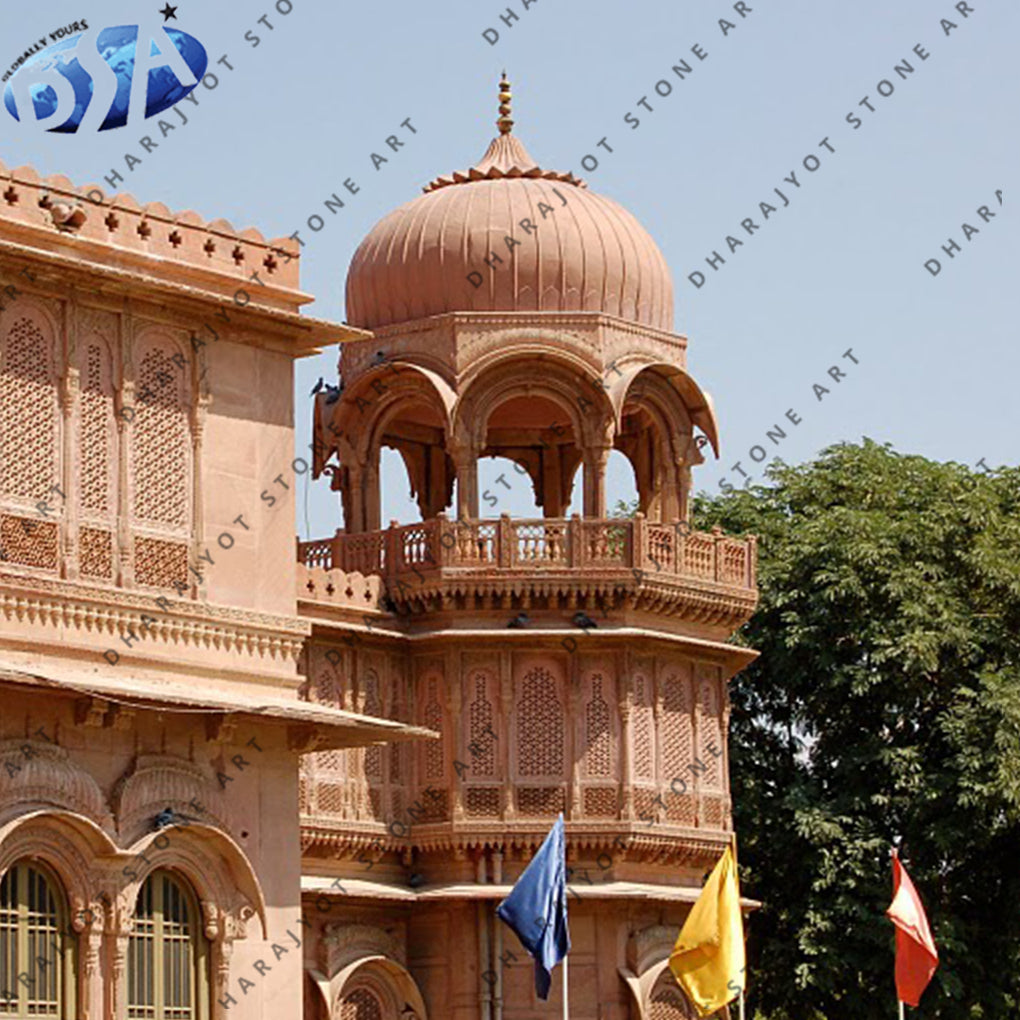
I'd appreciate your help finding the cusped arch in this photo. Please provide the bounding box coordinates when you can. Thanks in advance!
[121,822,268,940]
[0,737,115,832]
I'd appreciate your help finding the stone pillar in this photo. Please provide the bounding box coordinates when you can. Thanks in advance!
[583,444,612,518]
[110,932,129,1020]
[447,653,465,822]
[363,458,381,532]
[450,441,479,521]
[59,366,79,580]
[619,654,634,821]
[114,383,134,588]
[77,902,103,1020]
[189,393,209,600]
[542,445,566,517]
[500,652,516,820]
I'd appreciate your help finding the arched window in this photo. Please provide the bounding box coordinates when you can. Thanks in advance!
[649,970,700,1019]
[127,871,208,1020]
[339,986,386,1020]
[0,860,75,1018]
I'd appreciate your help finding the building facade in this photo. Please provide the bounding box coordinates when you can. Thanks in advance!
[0,81,757,1020]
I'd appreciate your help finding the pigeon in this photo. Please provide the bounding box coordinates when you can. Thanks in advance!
[572,611,598,630]
[507,612,530,629]
[154,807,177,830]
[310,377,324,396]
[323,382,342,405]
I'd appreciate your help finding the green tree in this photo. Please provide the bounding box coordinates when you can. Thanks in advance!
[691,440,1020,1020]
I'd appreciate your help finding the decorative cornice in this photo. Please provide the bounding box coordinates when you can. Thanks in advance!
[299,818,729,867]
[0,568,311,664]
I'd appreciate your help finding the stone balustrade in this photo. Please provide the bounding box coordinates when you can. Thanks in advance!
[297,514,757,603]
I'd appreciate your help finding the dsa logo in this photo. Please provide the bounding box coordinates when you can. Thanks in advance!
[3,24,208,133]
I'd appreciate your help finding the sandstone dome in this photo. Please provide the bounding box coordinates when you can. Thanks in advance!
[345,95,675,332]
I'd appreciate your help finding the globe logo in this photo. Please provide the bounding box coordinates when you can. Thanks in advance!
[3,24,208,133]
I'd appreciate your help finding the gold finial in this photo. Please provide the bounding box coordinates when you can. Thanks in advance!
[497,72,513,135]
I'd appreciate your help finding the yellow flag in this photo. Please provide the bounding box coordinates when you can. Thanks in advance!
[669,844,745,1017]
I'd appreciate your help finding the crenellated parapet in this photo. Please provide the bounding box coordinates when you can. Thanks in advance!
[0,159,306,309]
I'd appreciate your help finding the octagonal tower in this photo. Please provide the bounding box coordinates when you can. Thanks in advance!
[298,78,758,1020]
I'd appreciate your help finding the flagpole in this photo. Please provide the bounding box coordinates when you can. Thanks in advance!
[732,832,746,1020]
[562,954,569,1019]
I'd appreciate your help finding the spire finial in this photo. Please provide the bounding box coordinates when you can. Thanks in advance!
[497,72,513,136]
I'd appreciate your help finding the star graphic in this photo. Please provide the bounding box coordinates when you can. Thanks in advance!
[159,4,178,21]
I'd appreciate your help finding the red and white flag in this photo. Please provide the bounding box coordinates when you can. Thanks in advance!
[886,849,939,1007]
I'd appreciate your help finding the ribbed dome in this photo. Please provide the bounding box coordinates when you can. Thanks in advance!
[345,128,674,332]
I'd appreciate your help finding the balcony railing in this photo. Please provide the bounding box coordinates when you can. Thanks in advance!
[297,515,756,591]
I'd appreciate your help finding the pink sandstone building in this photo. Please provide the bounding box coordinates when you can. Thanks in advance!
[0,82,758,1019]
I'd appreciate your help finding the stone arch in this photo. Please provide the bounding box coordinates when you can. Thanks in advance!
[0,294,63,369]
[621,928,731,1020]
[132,325,192,401]
[646,963,701,1019]
[324,362,455,532]
[119,822,268,940]
[453,350,614,518]
[332,956,428,1020]
[612,362,719,522]
[0,808,119,925]
[612,362,719,454]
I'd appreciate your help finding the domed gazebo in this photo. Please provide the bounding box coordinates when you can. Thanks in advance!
[314,76,721,540]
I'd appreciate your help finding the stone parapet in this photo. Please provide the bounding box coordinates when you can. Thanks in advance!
[0,159,305,311]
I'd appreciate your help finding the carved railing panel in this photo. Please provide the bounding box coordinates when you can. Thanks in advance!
[297,517,755,591]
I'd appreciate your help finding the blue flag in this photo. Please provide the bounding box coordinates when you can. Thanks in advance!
[496,813,571,1000]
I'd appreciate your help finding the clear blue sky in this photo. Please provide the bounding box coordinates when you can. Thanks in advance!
[3,0,1015,540]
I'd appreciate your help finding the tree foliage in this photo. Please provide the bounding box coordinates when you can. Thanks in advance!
[691,440,1020,1020]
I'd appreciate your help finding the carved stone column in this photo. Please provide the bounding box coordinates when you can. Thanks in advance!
[500,653,516,821]
[449,439,479,521]
[189,391,210,600]
[212,935,233,1020]
[569,660,582,820]
[59,366,80,580]
[110,932,130,1020]
[445,652,465,822]
[363,457,381,533]
[619,653,634,821]
[117,310,135,588]
[78,901,103,1020]
[115,385,134,588]
[582,444,612,519]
